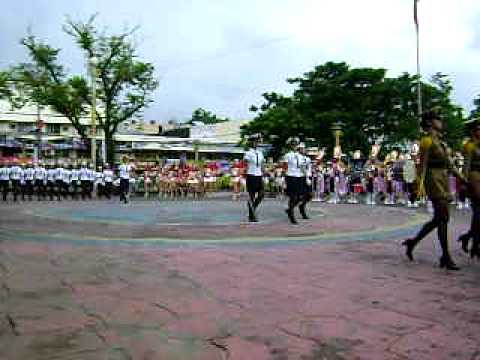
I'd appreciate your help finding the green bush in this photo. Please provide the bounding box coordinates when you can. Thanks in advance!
[217,175,232,190]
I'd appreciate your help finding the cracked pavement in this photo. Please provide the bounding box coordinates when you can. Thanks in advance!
[0,201,480,359]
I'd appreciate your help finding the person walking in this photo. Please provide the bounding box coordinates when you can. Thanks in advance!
[119,156,133,204]
[457,118,480,258]
[402,110,465,270]
[9,160,23,202]
[282,137,304,224]
[243,134,265,222]
[0,160,10,202]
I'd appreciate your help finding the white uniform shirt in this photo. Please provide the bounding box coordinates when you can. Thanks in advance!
[70,169,79,182]
[87,168,95,182]
[62,169,71,183]
[54,167,64,181]
[283,151,303,177]
[0,166,10,181]
[119,164,132,179]
[79,167,89,181]
[302,155,312,177]
[103,169,114,183]
[24,168,35,181]
[95,171,104,185]
[9,166,23,181]
[34,167,46,181]
[47,168,56,182]
[243,148,264,176]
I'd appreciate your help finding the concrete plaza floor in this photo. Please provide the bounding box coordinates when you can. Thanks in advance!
[0,199,479,359]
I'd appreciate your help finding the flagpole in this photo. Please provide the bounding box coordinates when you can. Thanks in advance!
[415,0,422,123]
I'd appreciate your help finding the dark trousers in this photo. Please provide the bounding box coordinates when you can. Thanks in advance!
[71,182,79,200]
[35,180,46,200]
[411,199,452,261]
[47,181,55,200]
[406,182,417,203]
[104,182,112,199]
[119,179,129,202]
[55,180,64,200]
[11,180,21,201]
[0,180,9,201]
[24,180,34,200]
[81,180,91,200]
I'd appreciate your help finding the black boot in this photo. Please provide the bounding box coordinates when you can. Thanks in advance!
[299,203,309,220]
[248,201,257,222]
[438,222,460,270]
[401,239,416,261]
[457,231,471,254]
[285,208,297,224]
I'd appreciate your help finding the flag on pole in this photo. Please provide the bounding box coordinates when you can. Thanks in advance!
[414,0,419,29]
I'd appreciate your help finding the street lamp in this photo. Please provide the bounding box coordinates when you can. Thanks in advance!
[331,121,343,158]
[89,55,98,166]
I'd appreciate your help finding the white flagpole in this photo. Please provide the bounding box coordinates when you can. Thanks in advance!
[415,0,422,122]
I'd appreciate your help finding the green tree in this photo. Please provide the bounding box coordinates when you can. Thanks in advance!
[9,15,158,164]
[242,62,466,158]
[187,107,229,125]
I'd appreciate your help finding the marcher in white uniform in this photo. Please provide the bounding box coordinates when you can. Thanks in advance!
[24,163,35,201]
[79,163,90,200]
[34,162,47,201]
[95,165,105,198]
[70,165,80,200]
[103,163,114,199]
[54,163,64,201]
[243,134,265,222]
[46,164,56,201]
[282,137,304,224]
[9,161,23,202]
[0,160,10,201]
[118,156,133,203]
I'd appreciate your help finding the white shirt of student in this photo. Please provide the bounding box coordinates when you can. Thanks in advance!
[62,169,71,183]
[47,169,56,182]
[24,168,35,181]
[103,169,114,183]
[302,155,312,177]
[95,171,104,185]
[55,167,64,181]
[87,168,95,182]
[243,148,264,176]
[0,166,10,181]
[34,167,46,181]
[9,166,23,181]
[79,167,89,181]
[70,169,79,181]
[283,151,303,177]
[119,164,132,179]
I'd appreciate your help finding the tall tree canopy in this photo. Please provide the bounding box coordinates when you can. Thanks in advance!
[8,15,158,163]
[187,107,229,125]
[242,62,466,159]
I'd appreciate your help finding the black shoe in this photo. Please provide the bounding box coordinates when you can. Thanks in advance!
[470,246,480,260]
[401,239,415,262]
[285,209,298,225]
[457,233,470,254]
[299,206,310,220]
[439,257,460,271]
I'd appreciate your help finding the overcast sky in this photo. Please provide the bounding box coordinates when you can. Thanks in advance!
[1,0,480,122]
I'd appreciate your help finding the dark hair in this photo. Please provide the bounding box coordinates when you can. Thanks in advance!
[420,110,441,130]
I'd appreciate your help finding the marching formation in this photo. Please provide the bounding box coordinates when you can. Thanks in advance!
[0,160,130,202]
[2,110,480,273]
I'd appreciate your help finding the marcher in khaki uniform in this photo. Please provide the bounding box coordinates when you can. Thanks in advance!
[458,118,480,259]
[402,110,465,270]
